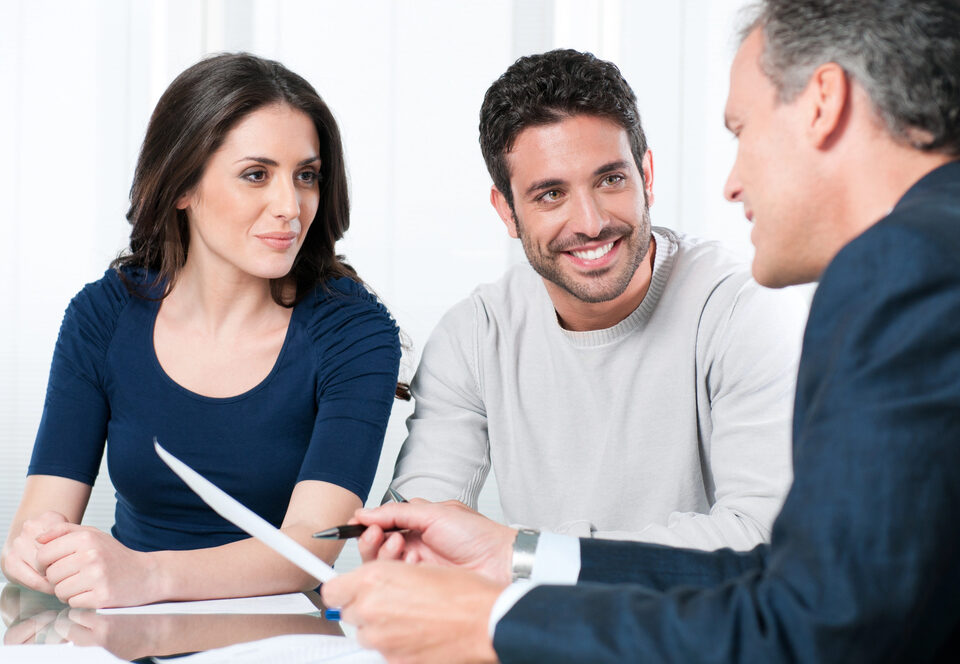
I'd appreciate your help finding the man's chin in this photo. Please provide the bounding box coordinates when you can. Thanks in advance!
[751,260,819,289]
[552,275,632,303]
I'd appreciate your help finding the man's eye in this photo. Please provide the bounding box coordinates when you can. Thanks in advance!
[540,190,561,202]
[602,175,624,186]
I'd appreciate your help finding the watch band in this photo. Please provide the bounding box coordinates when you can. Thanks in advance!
[511,528,540,581]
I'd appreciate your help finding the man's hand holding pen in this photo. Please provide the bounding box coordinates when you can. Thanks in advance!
[341,499,517,585]
[320,498,514,664]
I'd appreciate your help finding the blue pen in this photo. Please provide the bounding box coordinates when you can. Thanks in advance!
[324,487,409,622]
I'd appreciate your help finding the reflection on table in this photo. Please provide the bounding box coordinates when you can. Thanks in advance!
[0,583,344,661]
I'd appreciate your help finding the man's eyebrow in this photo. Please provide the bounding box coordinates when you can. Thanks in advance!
[234,156,321,166]
[593,160,630,176]
[525,178,565,197]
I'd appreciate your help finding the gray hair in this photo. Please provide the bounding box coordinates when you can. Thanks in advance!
[741,0,960,155]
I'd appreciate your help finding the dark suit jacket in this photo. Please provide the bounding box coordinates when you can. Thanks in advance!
[495,160,960,663]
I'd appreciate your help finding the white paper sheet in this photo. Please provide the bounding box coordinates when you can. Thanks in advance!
[150,634,386,663]
[0,644,128,663]
[97,592,318,615]
[154,441,336,583]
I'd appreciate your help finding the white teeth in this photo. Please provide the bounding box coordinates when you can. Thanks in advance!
[571,241,614,261]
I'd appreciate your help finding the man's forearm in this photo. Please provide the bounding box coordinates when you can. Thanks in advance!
[577,538,767,589]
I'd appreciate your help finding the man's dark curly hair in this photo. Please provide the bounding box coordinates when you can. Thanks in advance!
[479,49,648,211]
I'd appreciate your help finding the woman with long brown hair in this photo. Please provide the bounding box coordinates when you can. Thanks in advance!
[1,53,403,608]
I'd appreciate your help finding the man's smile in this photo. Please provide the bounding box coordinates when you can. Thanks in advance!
[570,240,615,261]
[562,237,623,270]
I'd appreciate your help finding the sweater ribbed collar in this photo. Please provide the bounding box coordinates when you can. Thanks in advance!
[556,227,678,348]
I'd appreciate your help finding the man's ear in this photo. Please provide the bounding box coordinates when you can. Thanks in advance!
[806,62,849,148]
[640,149,655,207]
[490,186,519,239]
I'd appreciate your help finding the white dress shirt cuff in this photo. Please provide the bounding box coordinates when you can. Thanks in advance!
[488,532,581,637]
[530,531,581,584]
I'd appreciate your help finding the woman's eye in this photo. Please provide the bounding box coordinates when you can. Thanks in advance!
[297,170,319,185]
[243,169,267,182]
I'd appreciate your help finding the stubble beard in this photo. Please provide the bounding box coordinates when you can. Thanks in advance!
[515,205,652,304]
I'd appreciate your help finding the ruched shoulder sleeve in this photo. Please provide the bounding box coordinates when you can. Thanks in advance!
[295,278,402,503]
[29,268,131,484]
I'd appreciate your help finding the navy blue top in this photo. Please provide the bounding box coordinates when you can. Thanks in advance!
[28,268,401,553]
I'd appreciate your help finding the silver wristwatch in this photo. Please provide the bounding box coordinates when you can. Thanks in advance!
[511,528,540,581]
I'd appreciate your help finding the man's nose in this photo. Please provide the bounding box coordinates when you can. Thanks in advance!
[569,193,607,238]
[724,165,743,203]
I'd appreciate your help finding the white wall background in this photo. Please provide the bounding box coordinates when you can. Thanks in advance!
[0,0,756,575]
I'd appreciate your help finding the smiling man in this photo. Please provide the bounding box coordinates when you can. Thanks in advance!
[387,49,807,550]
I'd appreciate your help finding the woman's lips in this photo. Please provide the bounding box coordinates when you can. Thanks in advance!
[256,232,297,250]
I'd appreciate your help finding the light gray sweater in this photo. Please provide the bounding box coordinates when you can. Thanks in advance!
[392,228,807,550]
